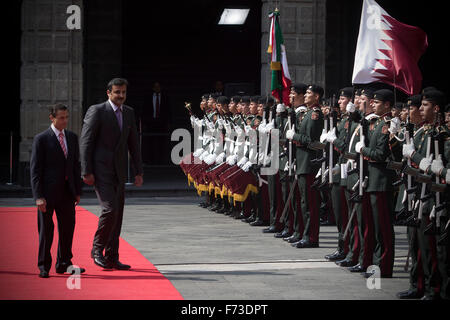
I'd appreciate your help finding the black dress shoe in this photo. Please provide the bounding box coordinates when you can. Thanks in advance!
[348,264,365,273]
[263,226,279,233]
[287,236,300,243]
[397,289,422,299]
[39,270,49,278]
[325,250,347,261]
[361,270,376,278]
[294,240,319,248]
[250,219,265,226]
[110,261,131,270]
[56,265,86,274]
[93,256,113,269]
[275,231,291,238]
[336,259,355,267]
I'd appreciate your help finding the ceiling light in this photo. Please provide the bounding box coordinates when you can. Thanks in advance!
[218,8,250,25]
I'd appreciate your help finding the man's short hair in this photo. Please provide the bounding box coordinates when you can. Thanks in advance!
[107,78,129,91]
[48,103,68,117]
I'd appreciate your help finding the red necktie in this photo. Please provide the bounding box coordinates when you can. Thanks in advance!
[155,94,160,118]
[58,132,67,158]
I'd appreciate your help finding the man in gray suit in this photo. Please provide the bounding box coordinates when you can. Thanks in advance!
[80,78,144,270]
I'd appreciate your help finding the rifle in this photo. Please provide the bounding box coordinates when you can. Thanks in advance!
[424,115,447,235]
[343,101,366,240]
[328,95,336,184]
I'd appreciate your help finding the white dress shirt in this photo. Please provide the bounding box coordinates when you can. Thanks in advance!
[153,93,160,118]
[51,123,68,154]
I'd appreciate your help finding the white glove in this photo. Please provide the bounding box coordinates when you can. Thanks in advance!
[258,122,266,134]
[193,148,204,158]
[402,143,415,159]
[226,154,238,166]
[264,120,274,133]
[388,118,401,134]
[195,119,204,127]
[286,129,295,140]
[419,154,433,172]
[206,121,215,131]
[346,102,355,113]
[242,161,253,172]
[199,150,210,161]
[355,141,365,153]
[190,115,196,127]
[244,125,252,134]
[298,106,307,113]
[237,157,249,168]
[431,155,444,176]
[235,127,243,136]
[204,153,217,165]
[215,152,225,164]
[320,129,328,143]
[326,127,337,143]
[217,118,224,129]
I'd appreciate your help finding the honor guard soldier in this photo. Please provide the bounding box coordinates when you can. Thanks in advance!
[396,94,428,299]
[402,89,448,299]
[323,87,358,263]
[356,89,397,278]
[286,84,324,248]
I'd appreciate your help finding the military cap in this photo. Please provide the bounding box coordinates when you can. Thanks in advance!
[407,94,422,107]
[422,89,446,107]
[240,96,250,104]
[230,96,241,103]
[354,88,362,96]
[422,86,437,94]
[360,88,374,99]
[393,102,405,110]
[339,87,353,98]
[209,93,220,100]
[291,83,308,94]
[201,93,210,100]
[250,95,261,103]
[217,96,230,105]
[258,95,275,105]
[445,104,450,113]
[373,89,394,104]
[307,84,324,98]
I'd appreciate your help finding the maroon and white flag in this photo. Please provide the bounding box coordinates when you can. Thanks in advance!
[352,0,428,95]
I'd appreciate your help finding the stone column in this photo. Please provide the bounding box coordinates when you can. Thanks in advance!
[261,0,326,95]
[19,0,83,186]
[20,0,83,167]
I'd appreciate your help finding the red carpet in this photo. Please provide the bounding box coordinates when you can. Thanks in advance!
[0,206,183,300]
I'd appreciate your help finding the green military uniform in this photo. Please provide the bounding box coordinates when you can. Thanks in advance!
[396,94,425,299]
[359,89,397,278]
[290,94,324,247]
[331,109,363,266]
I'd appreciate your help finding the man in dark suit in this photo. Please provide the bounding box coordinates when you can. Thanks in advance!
[80,78,143,270]
[30,104,84,278]
[141,81,171,164]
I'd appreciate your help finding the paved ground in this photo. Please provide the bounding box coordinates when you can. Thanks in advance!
[1,196,411,300]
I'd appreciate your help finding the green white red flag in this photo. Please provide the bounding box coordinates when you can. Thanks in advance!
[268,10,291,105]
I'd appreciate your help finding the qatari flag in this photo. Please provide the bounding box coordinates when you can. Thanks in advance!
[352,0,428,95]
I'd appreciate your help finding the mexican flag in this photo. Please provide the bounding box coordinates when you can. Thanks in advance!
[268,10,291,105]
[352,0,428,95]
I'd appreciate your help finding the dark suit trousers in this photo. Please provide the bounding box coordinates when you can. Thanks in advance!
[37,183,75,272]
[92,180,125,262]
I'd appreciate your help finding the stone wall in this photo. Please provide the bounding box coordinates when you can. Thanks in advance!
[261,0,326,95]
[20,0,83,163]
